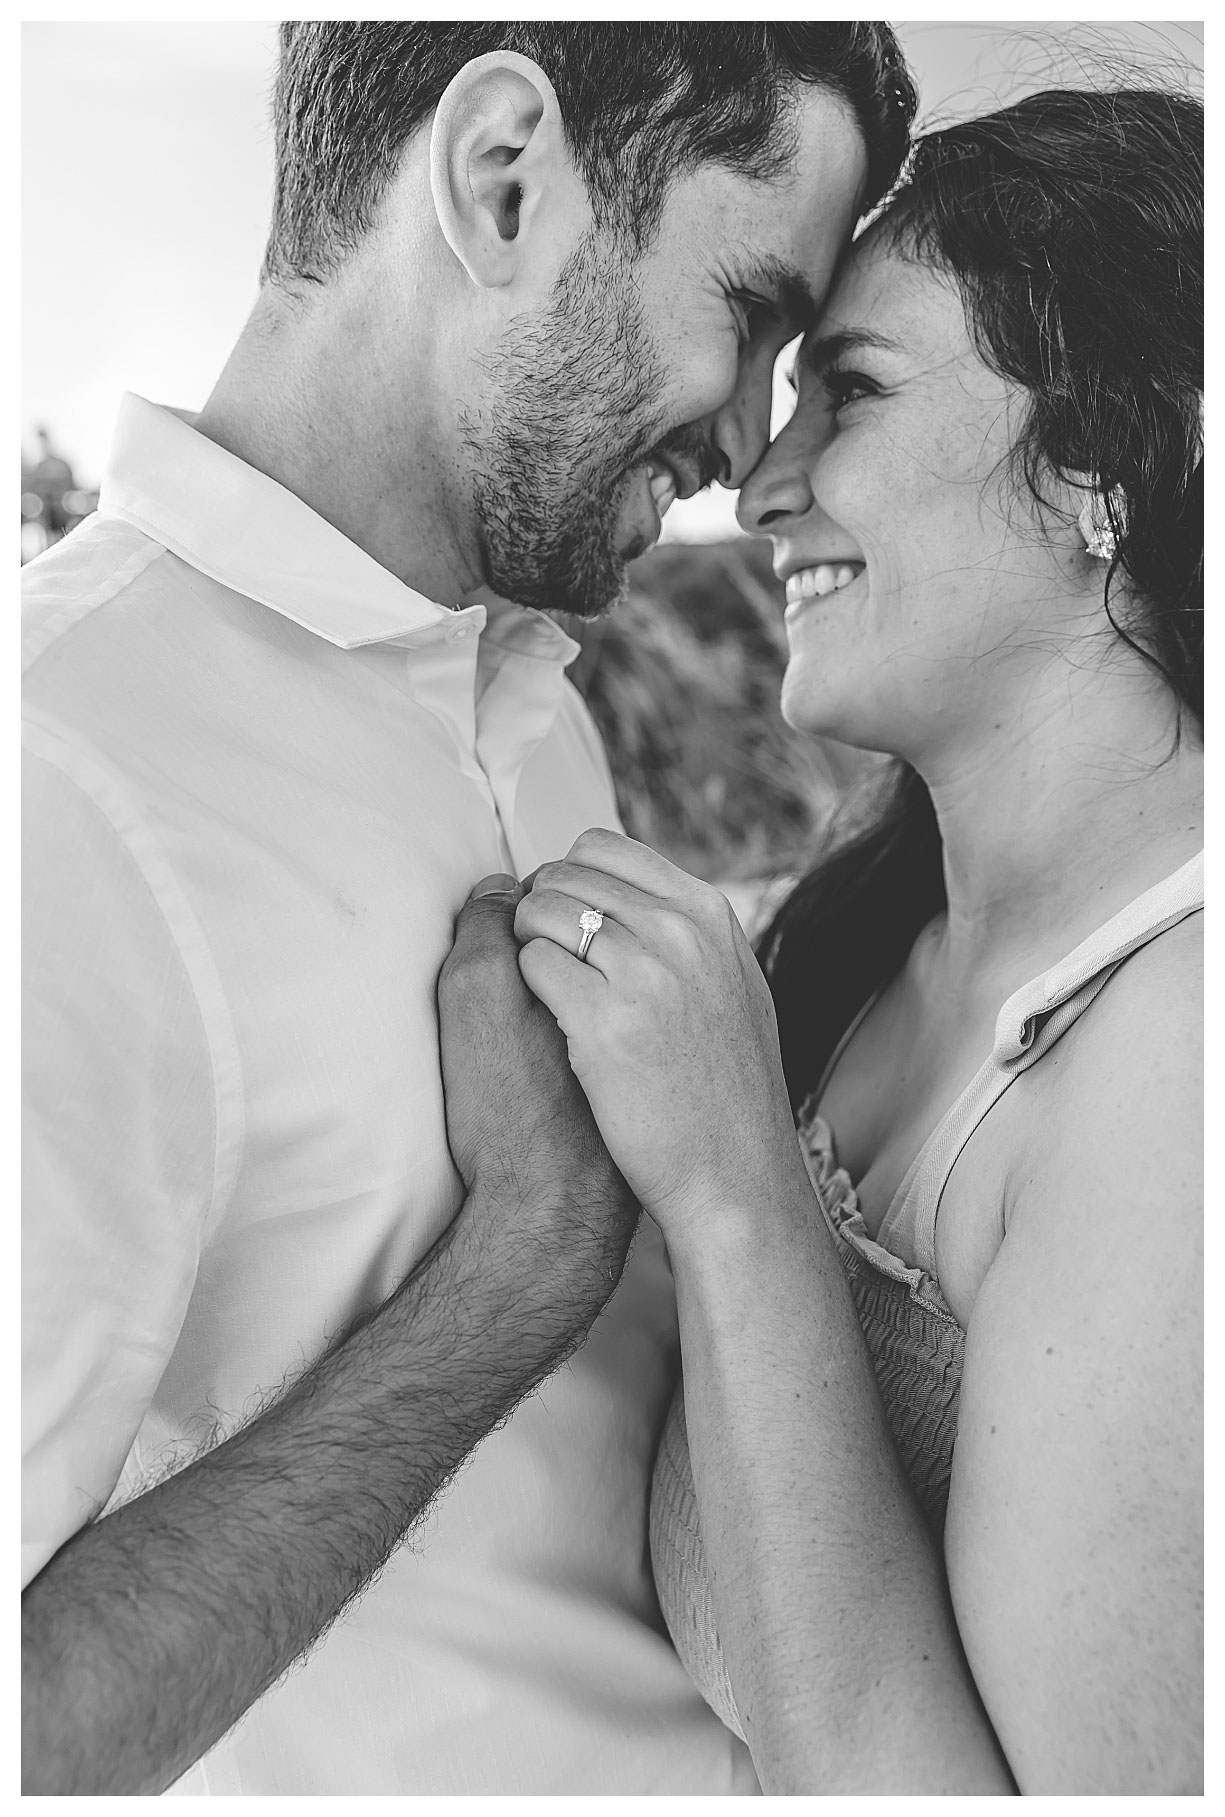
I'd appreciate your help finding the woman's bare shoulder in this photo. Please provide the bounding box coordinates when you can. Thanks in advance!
[1009,910,1202,1242]
[944,917,1202,1791]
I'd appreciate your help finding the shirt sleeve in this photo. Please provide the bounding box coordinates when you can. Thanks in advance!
[22,728,224,1587]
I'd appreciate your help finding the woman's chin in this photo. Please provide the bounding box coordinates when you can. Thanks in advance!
[780,670,851,738]
[779,689,814,734]
[780,674,896,764]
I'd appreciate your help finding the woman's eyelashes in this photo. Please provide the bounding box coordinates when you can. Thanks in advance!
[820,365,879,412]
[782,356,880,415]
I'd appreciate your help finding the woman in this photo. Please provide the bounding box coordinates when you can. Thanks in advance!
[472,88,1202,1791]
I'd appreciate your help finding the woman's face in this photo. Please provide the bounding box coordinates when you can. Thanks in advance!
[738,228,1095,757]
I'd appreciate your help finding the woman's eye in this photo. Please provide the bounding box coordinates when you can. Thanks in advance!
[823,368,876,411]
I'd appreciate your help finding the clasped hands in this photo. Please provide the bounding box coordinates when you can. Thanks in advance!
[439,828,810,1279]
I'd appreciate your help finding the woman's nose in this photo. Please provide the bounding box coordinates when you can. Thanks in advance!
[736,427,816,536]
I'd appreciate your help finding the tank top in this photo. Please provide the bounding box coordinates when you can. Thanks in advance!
[649,849,1203,1744]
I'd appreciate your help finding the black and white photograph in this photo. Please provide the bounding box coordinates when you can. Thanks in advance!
[21,17,1204,1797]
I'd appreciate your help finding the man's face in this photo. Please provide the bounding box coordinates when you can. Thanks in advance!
[467,91,869,618]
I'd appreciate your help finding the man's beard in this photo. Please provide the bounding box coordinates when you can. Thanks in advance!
[465,234,715,620]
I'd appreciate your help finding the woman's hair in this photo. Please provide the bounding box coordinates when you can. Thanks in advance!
[758,87,1204,1109]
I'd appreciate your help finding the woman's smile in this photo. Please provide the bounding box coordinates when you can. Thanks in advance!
[783,560,866,617]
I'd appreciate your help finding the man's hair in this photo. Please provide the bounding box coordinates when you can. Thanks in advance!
[261,22,917,284]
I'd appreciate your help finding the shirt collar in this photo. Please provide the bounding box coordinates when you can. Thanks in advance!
[96,393,579,666]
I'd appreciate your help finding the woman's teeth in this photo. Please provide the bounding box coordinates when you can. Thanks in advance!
[785,562,864,604]
[646,463,677,517]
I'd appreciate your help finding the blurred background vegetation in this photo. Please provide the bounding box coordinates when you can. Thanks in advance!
[561,542,854,918]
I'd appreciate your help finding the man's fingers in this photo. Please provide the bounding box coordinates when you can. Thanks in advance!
[469,872,521,900]
[448,880,523,968]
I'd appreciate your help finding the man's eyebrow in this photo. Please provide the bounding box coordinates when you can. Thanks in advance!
[742,256,821,327]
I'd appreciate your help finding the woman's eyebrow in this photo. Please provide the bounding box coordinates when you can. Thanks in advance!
[800,327,900,373]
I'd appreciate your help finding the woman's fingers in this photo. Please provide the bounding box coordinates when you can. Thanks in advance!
[514,886,629,975]
[515,866,656,950]
[517,933,605,1031]
[561,827,704,901]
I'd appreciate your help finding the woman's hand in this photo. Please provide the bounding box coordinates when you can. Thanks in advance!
[513,829,810,1240]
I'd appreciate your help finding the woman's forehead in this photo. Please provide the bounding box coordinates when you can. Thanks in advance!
[807,232,966,360]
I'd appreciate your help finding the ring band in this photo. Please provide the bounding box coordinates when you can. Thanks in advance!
[576,908,604,963]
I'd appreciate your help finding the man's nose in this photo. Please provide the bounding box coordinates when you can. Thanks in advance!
[706,357,777,492]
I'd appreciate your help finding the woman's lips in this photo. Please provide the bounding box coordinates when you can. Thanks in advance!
[784,561,865,606]
[782,563,866,624]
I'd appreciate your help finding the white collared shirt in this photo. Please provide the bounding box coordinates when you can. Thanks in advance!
[22,396,756,1794]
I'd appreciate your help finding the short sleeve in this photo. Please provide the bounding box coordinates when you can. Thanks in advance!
[23,729,221,1586]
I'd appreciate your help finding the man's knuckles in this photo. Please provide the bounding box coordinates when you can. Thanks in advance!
[453,893,520,946]
[441,915,525,990]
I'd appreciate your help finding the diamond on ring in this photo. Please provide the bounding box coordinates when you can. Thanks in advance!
[577,908,604,963]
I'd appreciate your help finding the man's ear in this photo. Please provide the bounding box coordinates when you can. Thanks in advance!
[429,52,579,290]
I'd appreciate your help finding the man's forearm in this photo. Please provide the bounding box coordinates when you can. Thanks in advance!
[22,1189,622,1795]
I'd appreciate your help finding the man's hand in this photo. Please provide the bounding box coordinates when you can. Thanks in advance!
[22,876,640,1796]
[438,874,640,1303]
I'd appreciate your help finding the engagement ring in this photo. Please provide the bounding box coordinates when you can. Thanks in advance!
[576,908,604,963]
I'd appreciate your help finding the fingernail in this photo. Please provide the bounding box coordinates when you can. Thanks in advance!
[471,873,519,899]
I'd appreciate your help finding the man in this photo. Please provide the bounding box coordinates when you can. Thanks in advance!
[22,22,914,1795]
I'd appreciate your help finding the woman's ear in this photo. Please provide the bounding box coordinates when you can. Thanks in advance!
[429,51,579,290]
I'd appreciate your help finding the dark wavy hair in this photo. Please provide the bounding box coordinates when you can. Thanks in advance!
[262,22,916,283]
[758,87,1204,1109]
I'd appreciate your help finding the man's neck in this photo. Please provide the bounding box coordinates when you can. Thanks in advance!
[194,288,482,604]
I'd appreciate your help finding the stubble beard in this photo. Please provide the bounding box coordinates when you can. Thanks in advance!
[465,233,670,621]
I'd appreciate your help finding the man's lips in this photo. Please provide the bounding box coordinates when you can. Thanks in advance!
[646,426,725,503]
[645,460,678,517]
[617,433,721,544]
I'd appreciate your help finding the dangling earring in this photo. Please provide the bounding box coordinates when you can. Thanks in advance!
[1078,484,1127,562]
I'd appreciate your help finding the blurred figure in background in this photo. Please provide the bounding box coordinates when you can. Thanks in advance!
[21,426,97,562]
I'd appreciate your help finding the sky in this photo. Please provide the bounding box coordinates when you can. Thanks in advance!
[21,19,1203,542]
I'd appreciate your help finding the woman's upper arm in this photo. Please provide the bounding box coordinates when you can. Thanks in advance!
[944,935,1202,1793]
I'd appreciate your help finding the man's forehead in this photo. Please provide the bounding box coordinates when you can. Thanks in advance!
[649,103,867,321]
[721,107,870,308]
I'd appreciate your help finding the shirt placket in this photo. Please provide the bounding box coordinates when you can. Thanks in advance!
[474,636,573,878]
[397,613,519,871]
